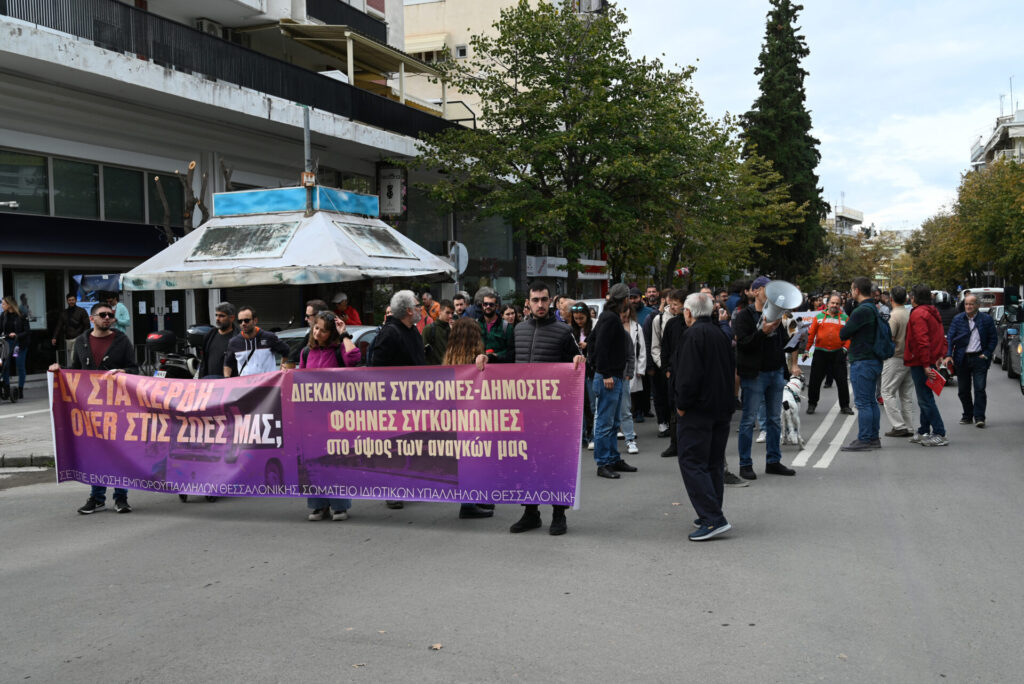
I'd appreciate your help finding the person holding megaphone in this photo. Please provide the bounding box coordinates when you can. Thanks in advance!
[732,276,799,480]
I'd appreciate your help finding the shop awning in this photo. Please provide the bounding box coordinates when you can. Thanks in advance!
[405,33,448,55]
[279,20,441,79]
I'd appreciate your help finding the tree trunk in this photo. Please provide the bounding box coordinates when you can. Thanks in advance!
[152,176,176,244]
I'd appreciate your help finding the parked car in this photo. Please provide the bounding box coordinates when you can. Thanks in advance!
[276,324,379,366]
[1005,325,1022,380]
[994,306,1019,365]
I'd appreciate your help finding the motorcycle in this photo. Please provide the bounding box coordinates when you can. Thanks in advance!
[147,325,212,379]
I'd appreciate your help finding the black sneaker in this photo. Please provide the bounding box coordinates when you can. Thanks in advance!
[385,500,404,509]
[739,466,757,480]
[868,438,882,449]
[549,513,567,536]
[765,462,796,476]
[840,406,855,415]
[724,470,749,487]
[806,404,816,415]
[78,498,105,514]
[459,505,494,519]
[114,500,132,514]
[976,420,986,428]
[959,416,973,425]
[596,465,621,479]
[689,521,732,541]
[611,459,637,473]
[308,507,329,521]
[510,510,542,533]
[660,446,676,458]
[840,438,873,451]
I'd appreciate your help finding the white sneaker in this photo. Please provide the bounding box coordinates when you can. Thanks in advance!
[756,430,766,443]
[921,434,949,447]
[331,509,349,521]
[657,423,669,432]
[626,440,639,454]
[586,441,595,451]
[617,431,625,439]
[909,432,928,444]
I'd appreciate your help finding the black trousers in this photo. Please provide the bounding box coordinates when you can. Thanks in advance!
[808,348,850,408]
[652,366,670,424]
[676,412,729,526]
[634,373,652,416]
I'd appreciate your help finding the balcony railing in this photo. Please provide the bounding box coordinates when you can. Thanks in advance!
[306,0,387,43]
[1,0,453,141]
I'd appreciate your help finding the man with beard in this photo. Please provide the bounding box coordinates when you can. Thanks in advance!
[804,294,852,415]
[51,292,89,367]
[201,302,238,378]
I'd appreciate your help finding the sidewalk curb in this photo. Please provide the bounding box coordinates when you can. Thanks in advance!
[0,455,56,467]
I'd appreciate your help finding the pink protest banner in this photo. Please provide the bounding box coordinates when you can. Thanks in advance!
[50,363,584,506]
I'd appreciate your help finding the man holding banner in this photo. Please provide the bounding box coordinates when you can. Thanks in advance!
[48,301,138,514]
[508,281,585,536]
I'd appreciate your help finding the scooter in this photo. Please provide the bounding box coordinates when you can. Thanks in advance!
[147,325,212,379]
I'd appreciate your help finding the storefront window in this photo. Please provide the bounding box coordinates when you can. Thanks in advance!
[103,166,145,222]
[0,150,49,215]
[147,173,184,228]
[53,159,99,219]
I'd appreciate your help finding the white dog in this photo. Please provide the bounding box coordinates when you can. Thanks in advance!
[781,376,806,447]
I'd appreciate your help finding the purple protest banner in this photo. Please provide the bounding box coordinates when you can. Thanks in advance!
[50,363,584,506]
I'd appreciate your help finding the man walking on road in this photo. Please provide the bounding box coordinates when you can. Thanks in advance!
[804,294,852,415]
[589,283,638,479]
[905,286,949,446]
[507,281,585,536]
[51,293,89,367]
[673,293,736,541]
[839,277,884,452]
[733,276,796,480]
[48,301,139,515]
[880,287,915,437]
[945,294,996,428]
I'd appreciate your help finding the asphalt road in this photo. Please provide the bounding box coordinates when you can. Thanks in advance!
[2,371,1023,682]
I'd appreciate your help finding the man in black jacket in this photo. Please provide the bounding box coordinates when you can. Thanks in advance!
[48,301,139,515]
[201,301,237,378]
[674,293,736,540]
[588,283,637,479]
[508,281,585,536]
[733,276,796,480]
[51,293,89,367]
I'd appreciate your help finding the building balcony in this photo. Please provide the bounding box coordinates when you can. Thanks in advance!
[0,0,453,142]
[306,0,387,44]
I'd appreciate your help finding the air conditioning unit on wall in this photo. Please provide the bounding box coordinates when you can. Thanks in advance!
[194,18,223,38]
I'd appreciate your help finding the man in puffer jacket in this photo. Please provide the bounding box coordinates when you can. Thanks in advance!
[904,285,949,446]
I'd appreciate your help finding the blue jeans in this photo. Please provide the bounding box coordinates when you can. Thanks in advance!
[910,365,946,436]
[592,373,623,466]
[90,486,128,503]
[1,344,27,389]
[956,355,989,421]
[850,359,882,441]
[307,497,351,511]
[738,369,784,467]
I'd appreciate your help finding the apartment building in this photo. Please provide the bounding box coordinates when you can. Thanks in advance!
[0,0,467,371]
[970,109,1024,169]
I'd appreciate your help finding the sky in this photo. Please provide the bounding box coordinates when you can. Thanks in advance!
[622,0,1024,233]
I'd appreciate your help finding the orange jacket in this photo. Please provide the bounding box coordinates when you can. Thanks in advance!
[806,311,850,352]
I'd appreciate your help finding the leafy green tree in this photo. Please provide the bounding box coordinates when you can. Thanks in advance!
[412,1,711,295]
[741,0,829,281]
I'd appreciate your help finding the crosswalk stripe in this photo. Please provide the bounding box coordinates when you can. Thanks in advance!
[813,414,858,468]
[792,401,840,467]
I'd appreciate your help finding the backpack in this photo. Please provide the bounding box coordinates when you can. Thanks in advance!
[872,309,895,360]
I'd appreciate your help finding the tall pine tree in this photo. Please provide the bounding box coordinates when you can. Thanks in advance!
[741,0,828,281]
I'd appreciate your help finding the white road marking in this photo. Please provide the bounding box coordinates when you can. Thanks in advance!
[813,414,858,469]
[792,401,840,467]
[0,408,50,420]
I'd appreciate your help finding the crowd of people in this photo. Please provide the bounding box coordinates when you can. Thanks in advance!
[49,276,998,542]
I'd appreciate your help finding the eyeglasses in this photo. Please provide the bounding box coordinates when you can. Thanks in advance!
[570,305,587,313]
[237,318,253,324]
[94,312,115,319]
[481,302,497,307]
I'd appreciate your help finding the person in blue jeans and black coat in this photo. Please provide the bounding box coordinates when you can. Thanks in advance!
[588,283,638,479]
[733,276,796,480]
[839,277,883,452]
[945,293,996,428]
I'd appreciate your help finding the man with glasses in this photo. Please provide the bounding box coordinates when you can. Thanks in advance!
[477,291,515,363]
[224,306,290,377]
[48,301,139,514]
[200,302,238,378]
[287,299,328,369]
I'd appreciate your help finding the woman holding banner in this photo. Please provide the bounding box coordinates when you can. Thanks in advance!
[444,318,496,520]
[299,312,360,520]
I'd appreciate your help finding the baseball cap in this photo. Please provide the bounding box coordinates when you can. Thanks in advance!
[628,287,643,297]
[607,283,629,301]
[751,276,771,290]
[331,292,348,304]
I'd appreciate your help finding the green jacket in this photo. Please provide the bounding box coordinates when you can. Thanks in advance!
[479,316,514,362]
[422,320,450,365]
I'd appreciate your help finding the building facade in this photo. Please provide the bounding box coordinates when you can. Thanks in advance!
[971,109,1024,169]
[0,0,471,371]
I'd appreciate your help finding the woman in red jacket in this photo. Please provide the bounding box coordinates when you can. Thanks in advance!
[904,285,948,446]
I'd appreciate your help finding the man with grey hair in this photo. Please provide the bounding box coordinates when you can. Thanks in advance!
[368,290,426,510]
[672,292,735,541]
